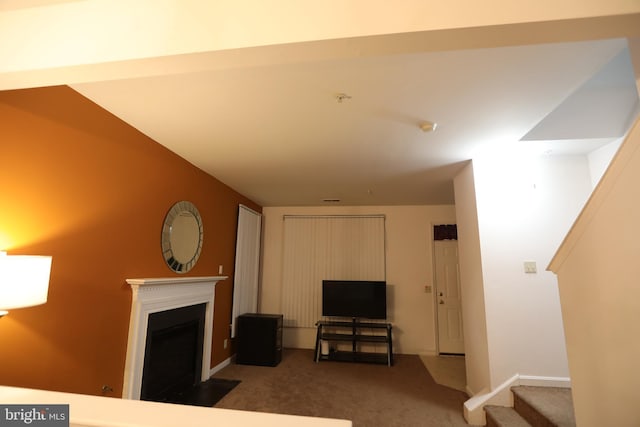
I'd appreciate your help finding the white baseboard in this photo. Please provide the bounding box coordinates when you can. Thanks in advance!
[464,375,518,426]
[463,374,571,425]
[209,357,232,377]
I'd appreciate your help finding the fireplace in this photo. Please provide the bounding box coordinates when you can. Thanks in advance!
[123,276,226,400]
[140,303,206,402]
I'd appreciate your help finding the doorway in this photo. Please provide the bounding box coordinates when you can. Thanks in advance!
[433,225,464,355]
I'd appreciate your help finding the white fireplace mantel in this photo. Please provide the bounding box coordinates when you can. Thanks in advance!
[122,276,227,400]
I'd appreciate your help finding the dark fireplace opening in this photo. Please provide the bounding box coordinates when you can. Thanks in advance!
[140,303,206,403]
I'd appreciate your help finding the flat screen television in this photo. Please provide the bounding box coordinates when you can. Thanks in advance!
[322,280,387,320]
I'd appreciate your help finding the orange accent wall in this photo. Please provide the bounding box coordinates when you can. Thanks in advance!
[0,86,261,397]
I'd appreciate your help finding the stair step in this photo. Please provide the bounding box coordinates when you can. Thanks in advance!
[512,386,576,427]
[485,405,531,427]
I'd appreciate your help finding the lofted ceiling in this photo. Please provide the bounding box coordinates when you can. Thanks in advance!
[4,4,638,207]
[71,38,638,206]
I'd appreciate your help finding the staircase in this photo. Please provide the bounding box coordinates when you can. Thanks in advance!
[485,386,576,427]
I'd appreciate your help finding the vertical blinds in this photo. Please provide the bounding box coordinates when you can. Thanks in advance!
[231,205,262,337]
[281,215,386,328]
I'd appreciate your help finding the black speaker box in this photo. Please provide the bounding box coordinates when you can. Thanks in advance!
[236,313,283,367]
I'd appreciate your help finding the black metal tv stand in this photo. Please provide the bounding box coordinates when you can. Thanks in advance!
[314,318,393,366]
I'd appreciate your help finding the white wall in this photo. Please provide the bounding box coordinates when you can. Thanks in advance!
[453,162,491,396]
[470,152,593,389]
[260,205,456,355]
[549,118,640,426]
[588,137,624,187]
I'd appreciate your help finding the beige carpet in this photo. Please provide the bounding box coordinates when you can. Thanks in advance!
[212,348,469,427]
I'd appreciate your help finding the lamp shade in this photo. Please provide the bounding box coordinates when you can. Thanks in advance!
[0,254,52,311]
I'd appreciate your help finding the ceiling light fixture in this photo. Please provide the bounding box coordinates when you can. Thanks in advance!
[420,121,438,132]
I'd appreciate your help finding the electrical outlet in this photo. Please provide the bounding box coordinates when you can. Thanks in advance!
[218,265,223,274]
[223,338,228,349]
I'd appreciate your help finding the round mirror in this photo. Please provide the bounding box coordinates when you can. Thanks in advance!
[161,201,203,273]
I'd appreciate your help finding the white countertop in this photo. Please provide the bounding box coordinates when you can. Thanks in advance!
[0,385,351,427]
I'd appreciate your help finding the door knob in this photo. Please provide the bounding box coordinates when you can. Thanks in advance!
[439,300,444,304]
[439,292,443,296]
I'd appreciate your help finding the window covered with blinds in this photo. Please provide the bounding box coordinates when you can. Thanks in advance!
[281,215,386,328]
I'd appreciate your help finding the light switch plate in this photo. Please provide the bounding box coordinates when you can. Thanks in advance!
[524,261,537,274]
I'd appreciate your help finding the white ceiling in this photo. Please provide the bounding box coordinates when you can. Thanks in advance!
[71,37,638,206]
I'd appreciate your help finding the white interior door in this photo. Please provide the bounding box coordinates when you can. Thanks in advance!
[231,205,262,338]
[435,240,465,354]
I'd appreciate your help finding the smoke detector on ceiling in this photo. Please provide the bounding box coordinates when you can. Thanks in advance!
[420,121,438,132]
